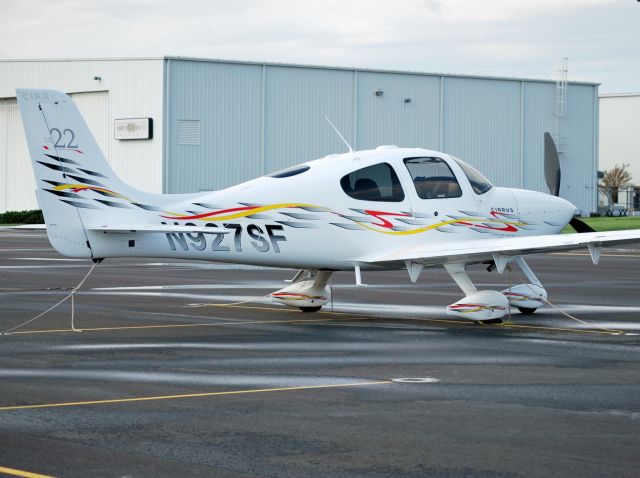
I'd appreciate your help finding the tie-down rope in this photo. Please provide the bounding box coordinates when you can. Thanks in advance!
[506,266,625,336]
[1,262,98,335]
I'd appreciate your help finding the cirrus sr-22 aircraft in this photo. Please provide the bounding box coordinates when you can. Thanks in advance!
[16,89,640,323]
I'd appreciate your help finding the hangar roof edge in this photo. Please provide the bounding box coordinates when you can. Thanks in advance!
[0,56,600,87]
[599,92,640,98]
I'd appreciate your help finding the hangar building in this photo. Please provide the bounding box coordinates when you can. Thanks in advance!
[0,57,599,214]
[599,93,640,212]
[599,93,640,182]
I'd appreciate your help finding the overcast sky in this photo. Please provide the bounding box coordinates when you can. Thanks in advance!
[1,0,638,93]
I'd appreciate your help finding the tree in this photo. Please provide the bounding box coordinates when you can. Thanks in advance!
[599,164,633,206]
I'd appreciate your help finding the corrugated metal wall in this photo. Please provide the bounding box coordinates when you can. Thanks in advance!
[0,58,599,214]
[0,59,164,212]
[442,77,521,187]
[166,59,598,213]
[264,66,354,174]
[565,84,599,213]
[165,60,263,192]
[599,94,640,188]
[522,82,555,195]
[356,72,440,150]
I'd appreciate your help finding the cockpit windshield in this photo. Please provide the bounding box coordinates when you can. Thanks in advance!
[451,156,493,195]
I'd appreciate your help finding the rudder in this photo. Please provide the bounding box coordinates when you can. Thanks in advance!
[17,89,154,257]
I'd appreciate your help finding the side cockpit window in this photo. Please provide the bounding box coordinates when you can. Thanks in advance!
[404,157,462,199]
[451,156,493,195]
[340,162,405,202]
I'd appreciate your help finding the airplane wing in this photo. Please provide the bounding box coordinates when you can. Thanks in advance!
[361,229,640,268]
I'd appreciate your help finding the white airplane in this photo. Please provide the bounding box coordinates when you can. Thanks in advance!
[16,89,640,323]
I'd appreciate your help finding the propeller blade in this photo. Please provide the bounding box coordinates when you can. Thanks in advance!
[569,217,595,233]
[543,133,593,233]
[544,132,561,197]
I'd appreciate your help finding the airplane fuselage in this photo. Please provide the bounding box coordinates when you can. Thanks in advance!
[86,146,576,270]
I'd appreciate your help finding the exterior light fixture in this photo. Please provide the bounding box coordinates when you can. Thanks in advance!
[375,89,383,97]
[93,76,102,81]
[404,98,412,103]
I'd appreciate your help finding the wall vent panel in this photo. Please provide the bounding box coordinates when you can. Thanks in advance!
[177,120,201,145]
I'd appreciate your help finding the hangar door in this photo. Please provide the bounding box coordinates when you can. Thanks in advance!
[0,91,110,213]
[0,97,32,212]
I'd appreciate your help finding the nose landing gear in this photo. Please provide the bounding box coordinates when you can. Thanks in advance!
[445,256,546,322]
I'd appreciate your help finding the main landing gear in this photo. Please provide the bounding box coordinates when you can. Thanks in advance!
[270,270,332,312]
[444,256,547,323]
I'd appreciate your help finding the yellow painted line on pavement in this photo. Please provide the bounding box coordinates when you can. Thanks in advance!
[396,316,621,336]
[7,315,378,335]
[0,381,391,412]
[0,465,55,478]
[4,304,622,337]
[497,322,619,335]
[200,304,297,313]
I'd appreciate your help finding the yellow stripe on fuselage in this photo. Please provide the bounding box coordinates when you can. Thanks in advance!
[355,217,526,236]
[53,183,130,201]
[169,203,328,221]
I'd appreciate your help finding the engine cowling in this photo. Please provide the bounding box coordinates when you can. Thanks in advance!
[447,290,509,321]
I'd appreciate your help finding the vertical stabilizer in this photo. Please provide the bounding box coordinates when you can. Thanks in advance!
[16,89,157,257]
[17,90,96,257]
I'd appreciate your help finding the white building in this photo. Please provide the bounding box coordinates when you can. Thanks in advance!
[599,93,640,211]
[1,57,600,214]
[599,93,640,182]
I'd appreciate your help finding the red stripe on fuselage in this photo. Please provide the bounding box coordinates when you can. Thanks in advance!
[160,206,258,220]
[363,210,411,229]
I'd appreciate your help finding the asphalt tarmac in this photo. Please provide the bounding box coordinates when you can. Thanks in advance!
[0,229,639,478]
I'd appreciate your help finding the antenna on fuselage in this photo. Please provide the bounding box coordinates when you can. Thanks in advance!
[324,115,353,153]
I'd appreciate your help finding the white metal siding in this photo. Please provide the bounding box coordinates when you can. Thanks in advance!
[71,91,111,169]
[0,59,164,212]
[599,94,640,187]
[0,98,33,212]
[0,92,111,212]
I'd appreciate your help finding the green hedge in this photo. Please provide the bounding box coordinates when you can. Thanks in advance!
[0,209,44,224]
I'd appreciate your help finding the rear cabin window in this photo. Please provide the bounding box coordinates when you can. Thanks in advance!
[340,162,405,202]
[268,165,310,178]
[404,157,462,199]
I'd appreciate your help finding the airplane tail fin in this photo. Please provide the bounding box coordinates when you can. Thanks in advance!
[16,89,175,258]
